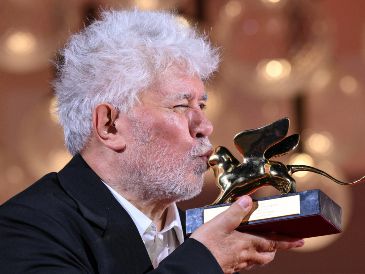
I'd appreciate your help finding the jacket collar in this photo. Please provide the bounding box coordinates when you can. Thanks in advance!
[57,154,112,230]
[57,154,154,273]
[57,154,187,232]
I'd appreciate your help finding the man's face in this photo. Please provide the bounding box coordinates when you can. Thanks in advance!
[118,68,213,202]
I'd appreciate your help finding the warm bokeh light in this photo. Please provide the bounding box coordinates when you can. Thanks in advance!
[265,60,284,78]
[309,68,332,91]
[262,0,282,3]
[257,59,292,81]
[134,0,159,10]
[339,75,358,95]
[289,153,314,178]
[5,31,37,55]
[224,0,243,18]
[260,0,286,7]
[306,132,333,155]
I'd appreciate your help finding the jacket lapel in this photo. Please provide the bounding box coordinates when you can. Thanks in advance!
[57,154,153,273]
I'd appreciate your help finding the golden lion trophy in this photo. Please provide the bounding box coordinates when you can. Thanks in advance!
[186,118,365,238]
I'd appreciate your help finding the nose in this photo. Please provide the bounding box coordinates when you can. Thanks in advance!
[188,108,213,138]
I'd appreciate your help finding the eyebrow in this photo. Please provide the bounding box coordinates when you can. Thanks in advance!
[173,93,208,101]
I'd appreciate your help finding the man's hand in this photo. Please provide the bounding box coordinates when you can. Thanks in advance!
[190,196,304,274]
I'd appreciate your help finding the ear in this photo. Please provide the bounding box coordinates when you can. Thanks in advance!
[93,103,126,152]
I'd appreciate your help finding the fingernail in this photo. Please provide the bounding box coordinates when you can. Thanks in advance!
[295,239,305,247]
[237,196,252,210]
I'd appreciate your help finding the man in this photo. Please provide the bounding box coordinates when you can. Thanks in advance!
[0,9,304,273]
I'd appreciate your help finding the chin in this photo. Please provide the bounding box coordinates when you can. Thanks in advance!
[174,178,204,202]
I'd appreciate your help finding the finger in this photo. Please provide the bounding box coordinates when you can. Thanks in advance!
[235,247,276,270]
[232,231,304,252]
[247,250,276,266]
[252,236,304,252]
[208,196,253,233]
[273,239,304,250]
[264,233,305,246]
[263,235,305,250]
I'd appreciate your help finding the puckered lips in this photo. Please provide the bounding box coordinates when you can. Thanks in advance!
[198,148,214,169]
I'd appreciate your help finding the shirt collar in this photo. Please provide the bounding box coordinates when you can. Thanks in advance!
[103,182,183,243]
[161,201,184,244]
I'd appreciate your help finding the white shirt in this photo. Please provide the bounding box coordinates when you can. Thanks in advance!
[103,183,184,268]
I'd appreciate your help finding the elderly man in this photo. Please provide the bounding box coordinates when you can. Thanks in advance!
[0,9,303,274]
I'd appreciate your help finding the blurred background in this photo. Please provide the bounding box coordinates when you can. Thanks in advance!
[0,0,364,273]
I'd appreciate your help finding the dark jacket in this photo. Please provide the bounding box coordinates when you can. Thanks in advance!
[0,154,223,274]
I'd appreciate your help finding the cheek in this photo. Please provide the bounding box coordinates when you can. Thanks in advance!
[144,111,192,149]
[155,115,189,140]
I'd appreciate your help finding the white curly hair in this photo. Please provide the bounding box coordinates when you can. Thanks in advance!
[54,9,219,155]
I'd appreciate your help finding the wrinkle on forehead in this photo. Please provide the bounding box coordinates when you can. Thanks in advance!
[156,74,207,100]
[137,65,207,104]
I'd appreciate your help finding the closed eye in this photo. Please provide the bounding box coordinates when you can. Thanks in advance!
[172,104,189,113]
[172,103,207,111]
[199,103,207,110]
[173,104,189,109]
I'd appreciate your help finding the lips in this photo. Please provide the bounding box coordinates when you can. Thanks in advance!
[201,148,214,158]
[198,148,214,168]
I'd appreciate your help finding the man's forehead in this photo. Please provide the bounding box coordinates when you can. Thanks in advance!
[157,81,208,101]
[148,69,208,101]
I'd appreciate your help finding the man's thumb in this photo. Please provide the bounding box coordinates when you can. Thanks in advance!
[210,195,253,233]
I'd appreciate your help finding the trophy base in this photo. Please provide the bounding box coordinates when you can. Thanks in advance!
[185,189,341,238]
